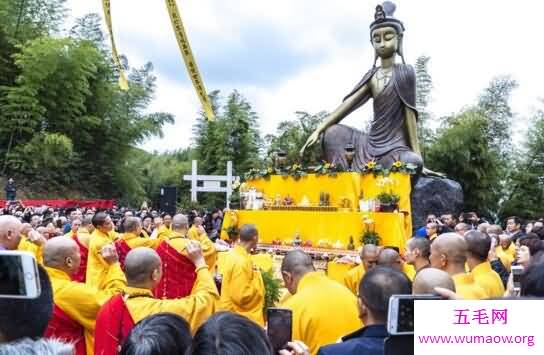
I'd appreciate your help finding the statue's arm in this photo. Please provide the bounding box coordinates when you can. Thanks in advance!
[299,83,370,156]
[404,107,421,156]
[318,82,370,132]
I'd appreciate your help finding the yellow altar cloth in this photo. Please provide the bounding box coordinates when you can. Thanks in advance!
[221,210,408,252]
[244,172,412,238]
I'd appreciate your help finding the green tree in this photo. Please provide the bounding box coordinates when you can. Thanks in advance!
[264,111,326,166]
[69,13,105,47]
[192,90,261,207]
[426,110,503,218]
[477,76,518,156]
[0,0,67,43]
[499,107,544,220]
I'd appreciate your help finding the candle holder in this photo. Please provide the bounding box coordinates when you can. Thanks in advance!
[344,143,355,171]
[275,149,288,169]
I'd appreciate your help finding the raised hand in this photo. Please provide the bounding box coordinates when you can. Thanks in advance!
[100,244,119,265]
[186,240,206,268]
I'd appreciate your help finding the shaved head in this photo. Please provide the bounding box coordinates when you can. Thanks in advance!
[407,238,431,258]
[43,237,80,271]
[125,247,162,285]
[281,250,314,277]
[171,214,189,231]
[413,268,456,294]
[377,248,402,272]
[0,215,22,250]
[361,244,379,271]
[465,230,491,262]
[281,250,315,295]
[430,233,468,269]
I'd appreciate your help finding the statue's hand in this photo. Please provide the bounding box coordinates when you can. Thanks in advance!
[300,129,321,157]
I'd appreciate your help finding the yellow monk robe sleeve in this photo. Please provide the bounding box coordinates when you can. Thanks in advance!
[228,260,265,309]
[192,233,217,270]
[152,267,219,331]
[18,237,44,264]
[54,265,125,355]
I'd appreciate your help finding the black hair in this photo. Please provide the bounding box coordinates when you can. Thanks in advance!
[521,260,544,297]
[188,312,273,355]
[0,266,53,341]
[506,216,522,226]
[121,313,191,355]
[465,230,491,261]
[359,266,412,323]
[518,233,543,256]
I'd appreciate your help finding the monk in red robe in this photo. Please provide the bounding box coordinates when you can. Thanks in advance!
[94,244,218,355]
[114,217,162,270]
[43,237,126,355]
[153,214,216,299]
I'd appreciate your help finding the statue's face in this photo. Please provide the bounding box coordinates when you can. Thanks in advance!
[371,26,398,59]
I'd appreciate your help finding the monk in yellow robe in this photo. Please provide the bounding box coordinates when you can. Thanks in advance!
[318,266,412,354]
[281,250,362,354]
[218,224,265,326]
[115,217,163,268]
[86,212,126,290]
[343,244,379,295]
[430,233,488,299]
[465,231,505,298]
[43,237,126,355]
[187,216,204,240]
[156,214,174,239]
[496,234,516,271]
[94,244,219,355]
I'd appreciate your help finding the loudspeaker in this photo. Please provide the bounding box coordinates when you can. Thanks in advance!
[159,186,177,216]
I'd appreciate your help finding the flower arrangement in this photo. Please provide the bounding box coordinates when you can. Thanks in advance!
[312,162,342,177]
[242,160,416,182]
[360,216,380,245]
[376,191,400,205]
[363,159,417,176]
[286,164,307,180]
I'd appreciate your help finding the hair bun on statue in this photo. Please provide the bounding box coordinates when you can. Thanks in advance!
[370,1,405,34]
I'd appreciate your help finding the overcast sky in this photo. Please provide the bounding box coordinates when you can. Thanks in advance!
[66,0,544,152]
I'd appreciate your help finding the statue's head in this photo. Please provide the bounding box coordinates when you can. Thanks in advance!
[370,1,405,65]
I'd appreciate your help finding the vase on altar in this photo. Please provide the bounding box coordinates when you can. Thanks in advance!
[379,203,398,213]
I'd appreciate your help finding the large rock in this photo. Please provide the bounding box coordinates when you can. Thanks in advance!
[411,177,464,231]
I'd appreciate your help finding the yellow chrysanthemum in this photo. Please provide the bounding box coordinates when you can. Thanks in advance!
[366,161,377,169]
[324,163,331,169]
[267,168,273,173]
[393,160,402,168]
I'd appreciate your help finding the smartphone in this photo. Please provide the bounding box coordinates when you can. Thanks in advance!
[267,308,292,352]
[511,265,524,291]
[0,251,41,299]
[387,294,441,335]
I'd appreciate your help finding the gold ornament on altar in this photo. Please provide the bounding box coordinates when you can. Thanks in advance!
[299,196,311,207]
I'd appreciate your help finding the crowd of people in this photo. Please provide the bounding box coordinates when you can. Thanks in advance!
[1,203,544,355]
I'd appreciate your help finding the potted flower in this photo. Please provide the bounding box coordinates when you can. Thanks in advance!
[376,191,400,212]
[360,216,380,245]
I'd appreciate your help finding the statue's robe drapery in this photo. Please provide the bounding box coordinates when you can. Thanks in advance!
[322,63,422,170]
